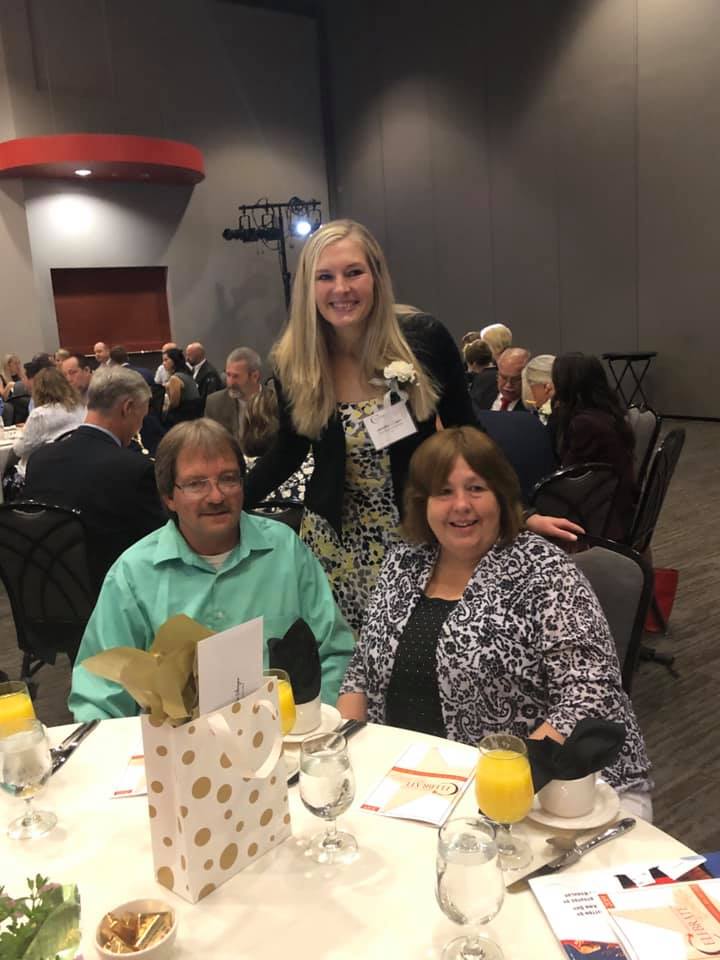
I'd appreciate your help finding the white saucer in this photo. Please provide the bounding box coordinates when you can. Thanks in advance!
[526,780,620,830]
[283,703,341,744]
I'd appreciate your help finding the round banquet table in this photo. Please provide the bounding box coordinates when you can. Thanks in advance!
[1,718,692,959]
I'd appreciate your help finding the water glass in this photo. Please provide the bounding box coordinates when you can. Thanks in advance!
[0,718,57,839]
[436,817,505,960]
[299,731,357,864]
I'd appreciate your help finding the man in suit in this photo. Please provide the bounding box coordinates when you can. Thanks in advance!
[471,347,530,415]
[60,353,94,405]
[93,342,111,366]
[204,346,262,443]
[24,366,166,592]
[109,345,155,386]
[185,342,222,402]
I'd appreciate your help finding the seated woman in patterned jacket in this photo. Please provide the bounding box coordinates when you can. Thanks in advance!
[337,426,653,819]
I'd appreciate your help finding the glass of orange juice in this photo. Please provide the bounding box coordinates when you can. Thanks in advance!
[0,681,36,736]
[264,669,297,736]
[476,733,534,870]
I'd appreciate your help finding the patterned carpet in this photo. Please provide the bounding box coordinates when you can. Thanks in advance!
[0,419,717,850]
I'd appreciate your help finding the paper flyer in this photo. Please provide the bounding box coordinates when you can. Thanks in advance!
[529,857,711,960]
[605,878,720,960]
[360,742,476,826]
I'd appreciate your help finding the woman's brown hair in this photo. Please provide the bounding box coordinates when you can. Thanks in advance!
[32,367,81,411]
[402,426,525,547]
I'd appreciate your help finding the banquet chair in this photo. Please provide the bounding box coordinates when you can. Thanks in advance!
[529,463,620,539]
[0,501,96,686]
[627,406,661,494]
[625,428,686,648]
[248,498,304,533]
[573,535,653,694]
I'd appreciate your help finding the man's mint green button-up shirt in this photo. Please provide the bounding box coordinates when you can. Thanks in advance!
[69,514,355,721]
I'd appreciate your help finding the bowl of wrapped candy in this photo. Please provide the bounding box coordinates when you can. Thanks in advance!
[96,898,177,958]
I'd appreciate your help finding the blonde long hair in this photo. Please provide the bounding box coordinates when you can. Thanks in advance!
[272,220,439,438]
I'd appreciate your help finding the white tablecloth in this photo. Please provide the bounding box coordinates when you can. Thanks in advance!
[2,719,692,959]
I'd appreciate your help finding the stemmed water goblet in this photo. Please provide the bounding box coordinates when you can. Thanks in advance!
[436,816,506,960]
[0,717,57,839]
[475,733,534,870]
[299,731,358,864]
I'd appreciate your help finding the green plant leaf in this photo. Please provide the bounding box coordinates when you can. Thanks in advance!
[21,901,80,960]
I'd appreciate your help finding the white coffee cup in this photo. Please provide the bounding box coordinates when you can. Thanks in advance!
[537,773,597,818]
[290,695,321,735]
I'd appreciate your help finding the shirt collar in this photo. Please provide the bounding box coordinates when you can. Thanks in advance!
[79,423,122,446]
[152,512,274,571]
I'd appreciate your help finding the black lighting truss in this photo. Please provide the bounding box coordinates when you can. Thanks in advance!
[222,196,322,309]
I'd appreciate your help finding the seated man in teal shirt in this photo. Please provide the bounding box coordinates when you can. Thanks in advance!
[70,418,354,720]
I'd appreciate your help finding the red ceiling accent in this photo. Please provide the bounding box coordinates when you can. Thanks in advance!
[0,134,205,184]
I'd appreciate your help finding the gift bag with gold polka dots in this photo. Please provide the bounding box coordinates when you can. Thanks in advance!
[141,677,291,903]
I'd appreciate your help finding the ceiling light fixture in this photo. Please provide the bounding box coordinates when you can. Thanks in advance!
[74,168,92,177]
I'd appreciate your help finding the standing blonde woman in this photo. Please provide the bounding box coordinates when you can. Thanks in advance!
[244,219,474,632]
[244,220,578,632]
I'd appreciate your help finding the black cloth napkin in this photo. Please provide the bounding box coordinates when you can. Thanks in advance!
[525,718,626,792]
[267,618,320,705]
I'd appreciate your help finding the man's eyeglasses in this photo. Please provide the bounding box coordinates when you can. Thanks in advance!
[174,472,244,499]
[497,373,522,385]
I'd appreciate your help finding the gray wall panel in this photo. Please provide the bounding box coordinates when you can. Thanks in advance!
[325,0,720,416]
[638,0,720,416]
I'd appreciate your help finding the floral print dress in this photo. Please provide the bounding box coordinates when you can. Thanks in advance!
[301,399,401,635]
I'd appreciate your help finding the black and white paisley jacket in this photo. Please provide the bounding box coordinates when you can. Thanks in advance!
[340,531,651,793]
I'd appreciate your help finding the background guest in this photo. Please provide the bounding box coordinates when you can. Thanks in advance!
[94,342,111,366]
[0,353,24,424]
[480,322,512,361]
[55,348,70,365]
[11,366,84,484]
[337,426,652,816]
[464,338,493,374]
[109,344,155,386]
[205,346,262,443]
[24,366,165,591]
[185,341,222,402]
[522,354,556,424]
[60,352,94,405]
[472,346,530,413]
[552,352,637,540]
[154,342,177,385]
[162,347,201,426]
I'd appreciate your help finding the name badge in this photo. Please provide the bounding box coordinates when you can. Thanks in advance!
[364,400,418,450]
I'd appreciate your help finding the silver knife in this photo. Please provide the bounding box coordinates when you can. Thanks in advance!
[51,719,100,774]
[507,817,636,890]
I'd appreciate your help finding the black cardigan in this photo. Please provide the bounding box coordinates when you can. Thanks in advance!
[244,313,474,535]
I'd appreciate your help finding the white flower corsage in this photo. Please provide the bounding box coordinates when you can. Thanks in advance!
[370,360,418,407]
[383,360,417,385]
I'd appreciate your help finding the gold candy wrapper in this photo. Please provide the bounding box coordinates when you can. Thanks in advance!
[99,909,173,953]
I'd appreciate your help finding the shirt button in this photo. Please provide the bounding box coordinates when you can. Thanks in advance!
[213,611,226,622]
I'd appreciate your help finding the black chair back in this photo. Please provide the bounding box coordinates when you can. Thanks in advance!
[574,535,654,693]
[628,428,685,555]
[627,405,661,494]
[0,501,96,681]
[248,499,304,533]
[530,463,620,539]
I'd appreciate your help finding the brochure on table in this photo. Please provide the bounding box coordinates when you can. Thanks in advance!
[361,742,476,826]
[529,855,713,960]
